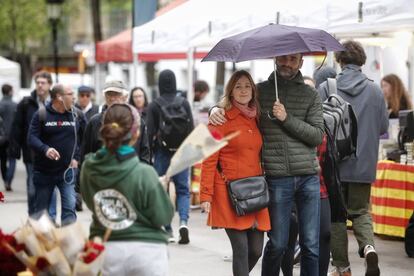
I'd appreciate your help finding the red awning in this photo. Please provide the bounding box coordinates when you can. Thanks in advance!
[95,0,190,63]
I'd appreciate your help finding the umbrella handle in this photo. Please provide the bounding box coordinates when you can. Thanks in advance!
[273,57,278,101]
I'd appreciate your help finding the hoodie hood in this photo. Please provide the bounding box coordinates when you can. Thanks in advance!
[158,69,177,95]
[337,64,370,97]
[84,148,138,189]
[313,66,337,89]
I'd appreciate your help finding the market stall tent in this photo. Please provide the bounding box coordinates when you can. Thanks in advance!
[0,56,21,98]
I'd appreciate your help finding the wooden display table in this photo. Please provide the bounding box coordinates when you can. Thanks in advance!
[371,161,414,237]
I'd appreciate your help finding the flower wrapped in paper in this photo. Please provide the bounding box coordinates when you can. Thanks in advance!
[73,237,105,276]
[165,124,239,178]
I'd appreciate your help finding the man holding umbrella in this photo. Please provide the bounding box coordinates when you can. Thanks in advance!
[206,24,345,276]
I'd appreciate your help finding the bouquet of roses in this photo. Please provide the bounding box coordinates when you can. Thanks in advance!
[0,213,106,275]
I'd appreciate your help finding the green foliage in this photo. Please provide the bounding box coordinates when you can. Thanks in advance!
[0,0,80,55]
[0,0,48,54]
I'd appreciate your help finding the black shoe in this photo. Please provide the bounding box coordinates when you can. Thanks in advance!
[5,183,12,191]
[178,225,189,244]
[75,193,83,211]
[365,251,380,276]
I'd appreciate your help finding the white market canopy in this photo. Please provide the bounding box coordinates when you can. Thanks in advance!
[0,56,21,97]
[133,0,414,56]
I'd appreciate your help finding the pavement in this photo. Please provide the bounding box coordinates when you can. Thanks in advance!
[1,161,413,275]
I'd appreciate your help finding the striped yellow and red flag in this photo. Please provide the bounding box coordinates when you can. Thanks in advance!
[372,161,414,237]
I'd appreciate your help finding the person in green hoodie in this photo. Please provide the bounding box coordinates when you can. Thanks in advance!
[80,103,174,275]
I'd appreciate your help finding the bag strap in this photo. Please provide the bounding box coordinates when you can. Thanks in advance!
[327,78,337,96]
[216,163,229,184]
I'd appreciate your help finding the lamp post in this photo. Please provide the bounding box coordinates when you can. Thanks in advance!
[46,0,65,83]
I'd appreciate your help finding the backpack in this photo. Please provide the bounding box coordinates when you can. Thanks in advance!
[323,78,358,161]
[406,210,414,258]
[155,96,192,151]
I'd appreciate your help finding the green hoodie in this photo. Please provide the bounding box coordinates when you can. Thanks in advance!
[80,146,174,243]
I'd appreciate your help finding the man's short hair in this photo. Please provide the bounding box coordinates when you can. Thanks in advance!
[50,84,65,99]
[34,71,53,84]
[194,80,209,93]
[1,84,12,96]
[335,40,366,66]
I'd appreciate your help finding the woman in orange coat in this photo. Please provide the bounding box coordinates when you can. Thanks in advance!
[200,70,270,276]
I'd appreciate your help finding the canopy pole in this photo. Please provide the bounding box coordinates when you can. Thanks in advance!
[273,57,278,101]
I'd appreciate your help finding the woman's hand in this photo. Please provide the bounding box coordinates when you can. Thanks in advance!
[201,201,211,213]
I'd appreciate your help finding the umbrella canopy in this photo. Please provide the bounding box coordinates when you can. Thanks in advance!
[202,23,343,62]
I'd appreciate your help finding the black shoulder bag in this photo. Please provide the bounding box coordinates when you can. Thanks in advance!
[217,164,269,216]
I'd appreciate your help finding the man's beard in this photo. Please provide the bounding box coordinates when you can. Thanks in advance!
[277,65,299,80]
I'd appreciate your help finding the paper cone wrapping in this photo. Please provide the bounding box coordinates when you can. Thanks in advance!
[53,222,86,265]
[14,226,45,256]
[28,213,56,250]
[44,247,71,275]
[72,251,105,276]
[166,124,228,178]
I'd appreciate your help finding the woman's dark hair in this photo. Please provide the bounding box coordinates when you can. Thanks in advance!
[100,104,140,153]
[129,87,148,108]
[335,40,366,66]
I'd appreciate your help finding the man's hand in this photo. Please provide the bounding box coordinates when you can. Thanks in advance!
[272,100,287,122]
[46,148,61,160]
[201,201,211,213]
[209,107,227,126]
[70,159,78,168]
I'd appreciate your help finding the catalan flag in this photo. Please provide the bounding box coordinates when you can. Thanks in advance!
[372,161,414,237]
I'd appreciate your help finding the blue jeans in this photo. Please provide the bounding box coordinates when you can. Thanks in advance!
[262,175,320,276]
[25,163,36,216]
[154,149,190,223]
[32,169,77,225]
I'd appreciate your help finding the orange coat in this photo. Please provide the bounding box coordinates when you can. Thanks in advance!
[200,106,270,231]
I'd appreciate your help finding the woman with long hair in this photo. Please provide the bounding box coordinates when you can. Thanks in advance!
[129,87,149,121]
[200,70,270,276]
[80,103,174,275]
[381,74,412,118]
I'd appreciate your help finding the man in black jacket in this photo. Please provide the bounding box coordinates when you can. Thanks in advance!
[0,84,17,191]
[9,71,52,214]
[27,84,85,225]
[146,69,194,244]
[80,80,150,164]
[75,85,99,122]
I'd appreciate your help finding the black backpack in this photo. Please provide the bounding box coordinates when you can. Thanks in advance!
[323,78,358,161]
[406,210,414,257]
[155,96,192,151]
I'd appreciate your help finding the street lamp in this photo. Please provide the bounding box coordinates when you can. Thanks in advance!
[46,0,65,83]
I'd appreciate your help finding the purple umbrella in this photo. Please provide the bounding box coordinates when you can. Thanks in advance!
[202,24,344,100]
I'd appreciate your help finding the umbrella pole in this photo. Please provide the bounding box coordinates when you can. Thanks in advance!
[273,57,278,101]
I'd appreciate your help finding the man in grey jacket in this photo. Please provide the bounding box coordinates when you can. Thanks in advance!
[210,53,324,276]
[318,40,388,276]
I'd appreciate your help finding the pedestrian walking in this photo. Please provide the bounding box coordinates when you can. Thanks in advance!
[318,40,388,276]
[146,69,194,244]
[200,70,270,276]
[129,86,149,122]
[27,84,86,225]
[210,53,324,276]
[75,85,99,122]
[80,103,174,275]
[9,71,52,214]
[0,84,17,191]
